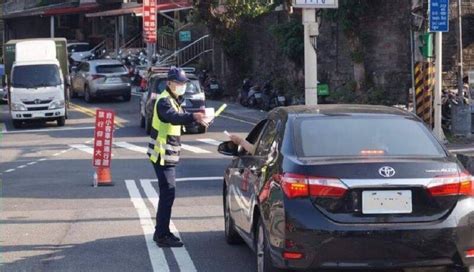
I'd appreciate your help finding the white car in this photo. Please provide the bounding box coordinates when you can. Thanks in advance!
[67,42,92,62]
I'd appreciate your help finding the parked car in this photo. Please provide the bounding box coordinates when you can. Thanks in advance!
[139,68,206,134]
[67,42,93,63]
[70,60,131,103]
[219,104,474,272]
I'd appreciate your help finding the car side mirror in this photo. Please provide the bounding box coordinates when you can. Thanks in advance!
[218,141,239,156]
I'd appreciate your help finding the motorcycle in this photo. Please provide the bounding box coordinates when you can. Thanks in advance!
[261,80,287,111]
[239,78,252,106]
[204,77,224,98]
[247,84,263,109]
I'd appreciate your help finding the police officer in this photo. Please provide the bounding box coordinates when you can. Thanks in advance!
[147,67,207,247]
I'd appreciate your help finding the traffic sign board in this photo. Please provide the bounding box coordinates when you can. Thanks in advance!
[429,0,449,32]
[293,0,338,9]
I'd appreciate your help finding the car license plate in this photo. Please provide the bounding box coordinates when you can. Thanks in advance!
[106,77,121,84]
[210,84,219,89]
[362,190,412,214]
[254,93,262,98]
[278,96,286,102]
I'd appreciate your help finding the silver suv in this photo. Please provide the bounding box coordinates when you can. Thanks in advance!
[71,60,131,103]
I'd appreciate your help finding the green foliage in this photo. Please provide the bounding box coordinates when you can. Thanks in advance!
[323,0,369,34]
[270,19,304,66]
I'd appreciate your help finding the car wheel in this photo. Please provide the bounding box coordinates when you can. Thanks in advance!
[12,120,22,129]
[224,184,243,245]
[256,219,281,272]
[57,116,66,127]
[145,117,152,135]
[84,86,92,103]
[71,86,78,98]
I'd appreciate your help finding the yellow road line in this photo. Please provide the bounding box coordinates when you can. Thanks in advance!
[70,103,124,128]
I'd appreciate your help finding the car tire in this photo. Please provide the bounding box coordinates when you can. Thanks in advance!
[145,117,152,135]
[71,87,78,98]
[256,219,283,272]
[224,183,243,245]
[123,93,131,102]
[57,116,66,127]
[12,120,22,129]
[84,86,92,103]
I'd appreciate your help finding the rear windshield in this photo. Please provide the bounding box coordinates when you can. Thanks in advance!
[185,80,202,95]
[296,116,445,158]
[12,64,61,88]
[68,44,90,53]
[96,65,127,74]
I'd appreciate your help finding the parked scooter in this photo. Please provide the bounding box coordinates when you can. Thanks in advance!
[247,84,263,109]
[261,81,287,111]
[204,76,224,98]
[239,78,252,106]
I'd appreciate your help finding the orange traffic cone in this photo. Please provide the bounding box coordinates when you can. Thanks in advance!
[95,167,113,186]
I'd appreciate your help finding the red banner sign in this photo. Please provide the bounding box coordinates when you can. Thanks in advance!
[143,0,157,43]
[93,109,115,168]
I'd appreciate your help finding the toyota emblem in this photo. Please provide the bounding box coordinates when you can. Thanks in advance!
[379,166,396,178]
[34,99,41,104]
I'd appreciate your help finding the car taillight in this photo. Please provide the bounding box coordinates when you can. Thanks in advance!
[91,74,105,80]
[466,249,474,258]
[427,171,474,197]
[280,173,347,199]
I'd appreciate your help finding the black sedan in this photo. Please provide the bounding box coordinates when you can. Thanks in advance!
[219,105,474,272]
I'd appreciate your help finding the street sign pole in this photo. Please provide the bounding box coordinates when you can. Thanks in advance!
[433,32,445,142]
[293,0,338,106]
[303,9,318,105]
[429,0,449,141]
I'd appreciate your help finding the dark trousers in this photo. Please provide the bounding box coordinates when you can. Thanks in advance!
[152,163,176,238]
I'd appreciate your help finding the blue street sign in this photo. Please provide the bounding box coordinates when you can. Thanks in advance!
[179,31,192,42]
[429,0,449,32]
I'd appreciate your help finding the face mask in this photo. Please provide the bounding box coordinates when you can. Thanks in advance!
[174,84,186,96]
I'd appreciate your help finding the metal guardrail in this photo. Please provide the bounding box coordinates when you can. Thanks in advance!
[120,33,143,51]
[157,33,175,52]
[157,34,213,67]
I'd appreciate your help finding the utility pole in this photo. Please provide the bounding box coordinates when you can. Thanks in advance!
[303,9,318,105]
[293,0,338,106]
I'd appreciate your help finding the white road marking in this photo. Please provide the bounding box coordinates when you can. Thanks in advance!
[197,138,222,146]
[115,142,147,154]
[5,169,15,173]
[181,144,211,154]
[140,179,197,272]
[27,162,37,166]
[125,180,170,272]
[2,126,96,134]
[17,165,26,169]
[53,153,61,156]
[38,158,47,162]
[69,144,94,155]
[449,147,474,153]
